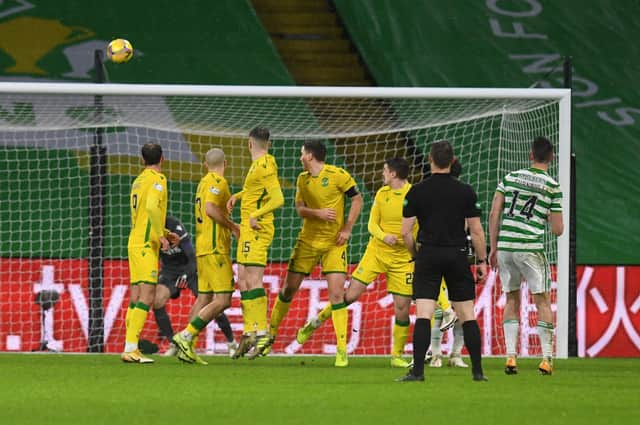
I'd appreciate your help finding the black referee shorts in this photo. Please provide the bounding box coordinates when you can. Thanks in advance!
[413,246,475,302]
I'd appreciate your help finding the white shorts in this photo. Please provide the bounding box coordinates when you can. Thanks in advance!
[498,251,551,295]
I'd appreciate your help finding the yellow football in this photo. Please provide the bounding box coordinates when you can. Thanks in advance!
[107,39,133,63]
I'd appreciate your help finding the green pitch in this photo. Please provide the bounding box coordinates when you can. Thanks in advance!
[1,355,638,425]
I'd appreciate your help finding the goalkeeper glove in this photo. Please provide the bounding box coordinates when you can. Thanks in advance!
[175,273,189,289]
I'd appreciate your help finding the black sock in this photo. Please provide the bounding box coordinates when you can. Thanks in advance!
[412,318,431,377]
[153,307,174,340]
[462,320,483,375]
[215,313,234,342]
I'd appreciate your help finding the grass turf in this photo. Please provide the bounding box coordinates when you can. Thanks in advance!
[0,355,638,425]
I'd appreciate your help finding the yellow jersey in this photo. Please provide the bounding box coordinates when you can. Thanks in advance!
[195,171,231,256]
[296,164,357,246]
[128,168,168,249]
[367,182,417,255]
[238,154,283,225]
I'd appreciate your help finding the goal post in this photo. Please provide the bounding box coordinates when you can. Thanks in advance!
[0,83,571,358]
[556,94,571,359]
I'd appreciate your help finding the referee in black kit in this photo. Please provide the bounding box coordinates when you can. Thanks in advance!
[397,140,488,382]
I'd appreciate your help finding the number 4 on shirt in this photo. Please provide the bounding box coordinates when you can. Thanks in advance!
[507,190,538,220]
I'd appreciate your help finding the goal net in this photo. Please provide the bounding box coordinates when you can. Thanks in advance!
[0,83,570,358]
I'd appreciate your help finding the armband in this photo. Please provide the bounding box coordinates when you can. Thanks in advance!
[345,185,359,198]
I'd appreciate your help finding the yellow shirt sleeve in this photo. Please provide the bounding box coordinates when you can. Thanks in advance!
[250,169,284,219]
[294,174,303,204]
[146,180,165,240]
[205,178,228,207]
[367,193,386,241]
[337,169,357,193]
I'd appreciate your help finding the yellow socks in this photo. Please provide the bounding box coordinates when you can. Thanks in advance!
[186,316,208,337]
[240,291,253,334]
[392,319,410,358]
[255,291,268,334]
[331,302,348,352]
[318,302,333,322]
[125,301,136,329]
[241,288,267,334]
[269,292,292,336]
[124,301,149,352]
[437,279,451,311]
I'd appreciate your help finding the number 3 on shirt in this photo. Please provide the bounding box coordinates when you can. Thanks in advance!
[195,197,203,223]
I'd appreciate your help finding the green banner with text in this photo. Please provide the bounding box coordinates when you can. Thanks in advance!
[335,0,640,264]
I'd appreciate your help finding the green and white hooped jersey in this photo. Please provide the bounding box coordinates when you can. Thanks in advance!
[496,167,562,252]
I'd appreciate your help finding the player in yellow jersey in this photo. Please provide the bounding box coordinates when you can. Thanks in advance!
[268,140,363,367]
[295,158,414,367]
[226,127,284,358]
[122,143,172,363]
[172,148,240,364]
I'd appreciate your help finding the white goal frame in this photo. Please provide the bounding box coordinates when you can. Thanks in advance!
[0,83,571,358]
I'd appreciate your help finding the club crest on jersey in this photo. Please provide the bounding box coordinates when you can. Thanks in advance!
[321,177,329,187]
[210,187,220,195]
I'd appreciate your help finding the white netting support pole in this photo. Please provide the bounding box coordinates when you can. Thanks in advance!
[555,92,572,359]
[0,82,570,100]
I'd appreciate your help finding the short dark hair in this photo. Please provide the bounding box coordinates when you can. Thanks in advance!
[249,126,270,142]
[384,157,410,180]
[532,136,553,163]
[141,143,163,165]
[302,140,327,162]
[430,140,454,169]
[450,158,462,178]
[165,215,179,229]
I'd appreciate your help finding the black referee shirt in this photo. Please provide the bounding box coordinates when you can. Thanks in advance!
[403,173,481,247]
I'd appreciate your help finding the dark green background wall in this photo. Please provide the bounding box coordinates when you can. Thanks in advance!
[0,0,291,84]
